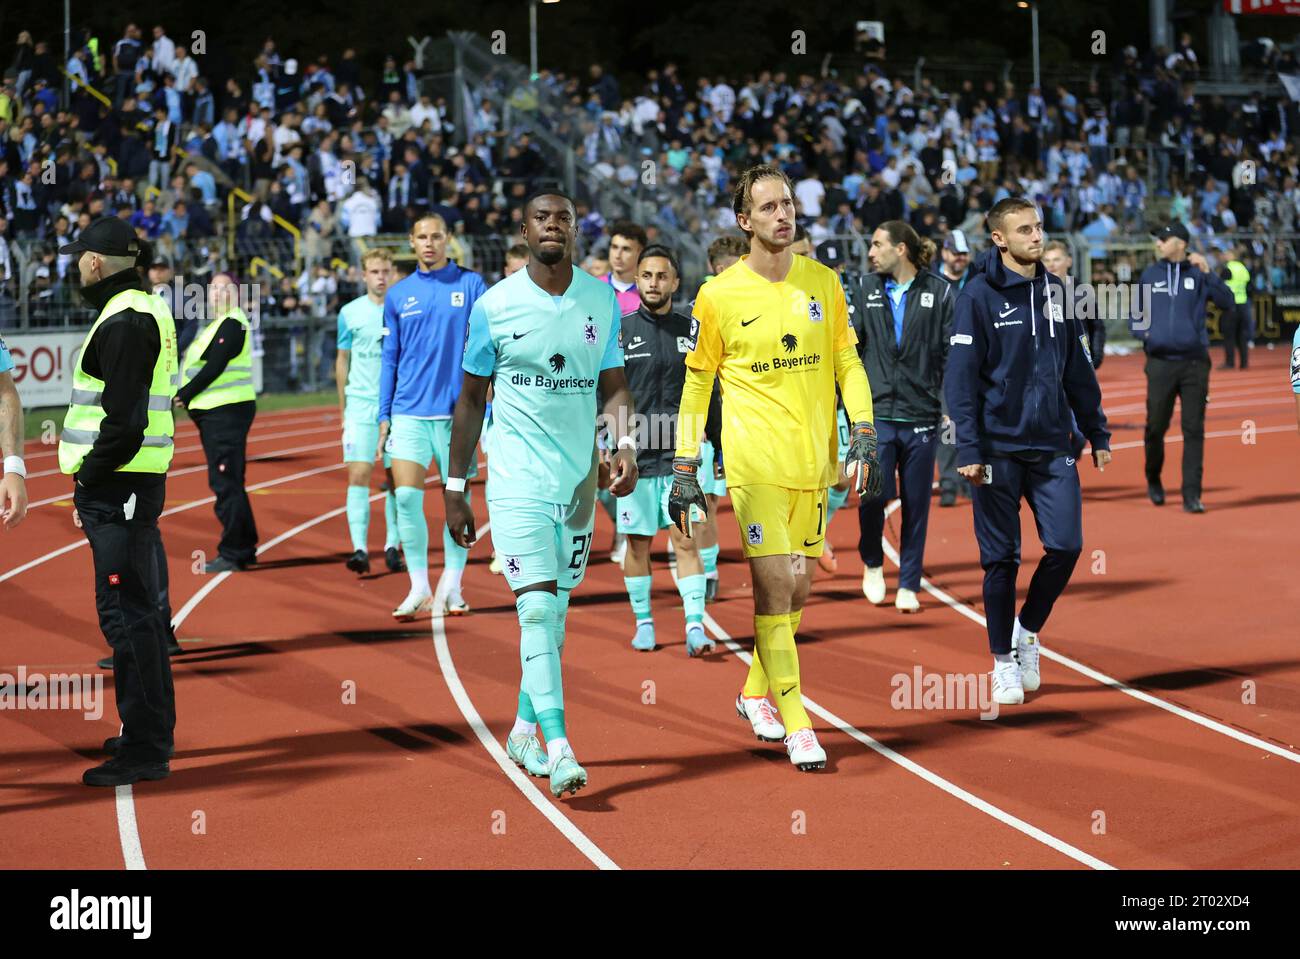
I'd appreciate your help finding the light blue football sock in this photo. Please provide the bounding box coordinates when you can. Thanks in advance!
[395,486,429,584]
[383,488,400,549]
[624,575,653,624]
[677,573,707,626]
[699,543,720,576]
[518,590,563,722]
[345,485,370,552]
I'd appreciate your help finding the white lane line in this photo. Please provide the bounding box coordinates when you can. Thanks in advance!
[693,598,1114,870]
[22,407,339,460]
[0,461,344,585]
[431,521,619,871]
[1108,423,1295,451]
[876,502,1300,763]
[114,786,147,870]
[26,441,340,511]
[25,423,340,480]
[1105,396,1292,417]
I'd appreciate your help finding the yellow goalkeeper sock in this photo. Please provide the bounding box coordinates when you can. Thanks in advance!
[742,610,803,699]
[753,613,811,731]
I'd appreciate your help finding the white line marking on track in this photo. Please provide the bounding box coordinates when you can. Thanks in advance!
[26,441,339,511]
[877,501,1300,763]
[0,461,344,585]
[430,526,619,870]
[694,602,1114,869]
[115,785,147,870]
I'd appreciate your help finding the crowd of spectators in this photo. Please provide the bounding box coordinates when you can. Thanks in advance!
[3,21,1300,329]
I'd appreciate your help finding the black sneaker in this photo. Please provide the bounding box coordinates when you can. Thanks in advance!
[385,546,406,573]
[345,549,370,575]
[82,757,170,787]
[1147,482,1166,506]
[203,555,247,574]
[103,735,123,755]
[1183,497,1206,514]
[939,488,957,508]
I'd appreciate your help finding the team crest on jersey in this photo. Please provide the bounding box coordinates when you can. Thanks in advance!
[1049,302,1064,322]
[505,556,522,577]
[808,298,823,322]
[676,336,692,353]
[584,322,598,345]
[620,511,631,525]
[1184,277,1195,290]
[746,523,764,546]
[403,296,418,308]
[920,292,934,308]
[451,291,465,307]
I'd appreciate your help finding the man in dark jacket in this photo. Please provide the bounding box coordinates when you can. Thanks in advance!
[1130,221,1236,513]
[945,197,1111,707]
[850,221,953,613]
[614,244,720,656]
[57,217,178,786]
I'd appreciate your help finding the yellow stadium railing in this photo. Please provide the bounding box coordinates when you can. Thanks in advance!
[226,186,301,272]
[58,67,111,108]
[248,257,285,280]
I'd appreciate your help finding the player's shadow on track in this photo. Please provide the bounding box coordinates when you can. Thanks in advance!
[1206,491,1300,511]
[165,629,430,665]
[247,554,356,571]
[1056,576,1173,597]
[568,744,844,810]
[1125,659,1300,692]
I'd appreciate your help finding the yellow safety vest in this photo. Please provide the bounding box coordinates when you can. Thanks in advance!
[59,289,179,476]
[182,306,256,411]
[1225,260,1250,305]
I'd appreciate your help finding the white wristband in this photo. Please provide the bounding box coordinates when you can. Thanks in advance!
[617,436,636,451]
[3,455,25,478]
[445,477,467,493]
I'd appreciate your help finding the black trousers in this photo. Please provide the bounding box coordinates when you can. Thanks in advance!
[75,478,175,761]
[1143,355,1211,500]
[192,401,259,564]
[1221,302,1250,369]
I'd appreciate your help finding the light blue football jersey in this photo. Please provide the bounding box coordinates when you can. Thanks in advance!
[463,267,623,502]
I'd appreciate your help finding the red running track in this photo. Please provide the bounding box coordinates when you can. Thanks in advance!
[2,353,1297,869]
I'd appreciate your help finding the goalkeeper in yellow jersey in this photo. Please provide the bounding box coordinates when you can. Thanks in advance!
[671,165,881,772]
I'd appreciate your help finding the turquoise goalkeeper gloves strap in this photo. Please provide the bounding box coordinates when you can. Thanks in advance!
[668,456,708,537]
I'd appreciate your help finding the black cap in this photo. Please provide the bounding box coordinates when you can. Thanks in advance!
[58,216,143,257]
[815,239,845,269]
[1151,221,1190,243]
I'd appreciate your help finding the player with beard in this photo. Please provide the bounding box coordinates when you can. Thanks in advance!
[445,191,638,797]
[945,198,1112,705]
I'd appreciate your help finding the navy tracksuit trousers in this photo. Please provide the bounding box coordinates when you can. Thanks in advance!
[857,421,940,591]
[970,451,1083,655]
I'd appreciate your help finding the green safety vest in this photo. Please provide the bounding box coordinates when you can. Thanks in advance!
[59,288,179,476]
[182,307,256,410]
[1225,260,1250,305]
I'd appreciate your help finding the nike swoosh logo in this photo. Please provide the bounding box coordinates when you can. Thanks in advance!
[998,307,1017,318]
[741,315,760,326]
[512,331,529,339]
[802,538,822,547]
[780,684,798,697]
[525,652,552,662]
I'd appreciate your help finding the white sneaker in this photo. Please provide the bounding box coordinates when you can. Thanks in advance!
[609,533,628,567]
[1014,619,1041,692]
[895,587,920,613]
[735,693,785,742]
[443,588,470,616]
[991,659,1025,705]
[784,727,827,771]
[392,589,433,621]
[862,566,886,604]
